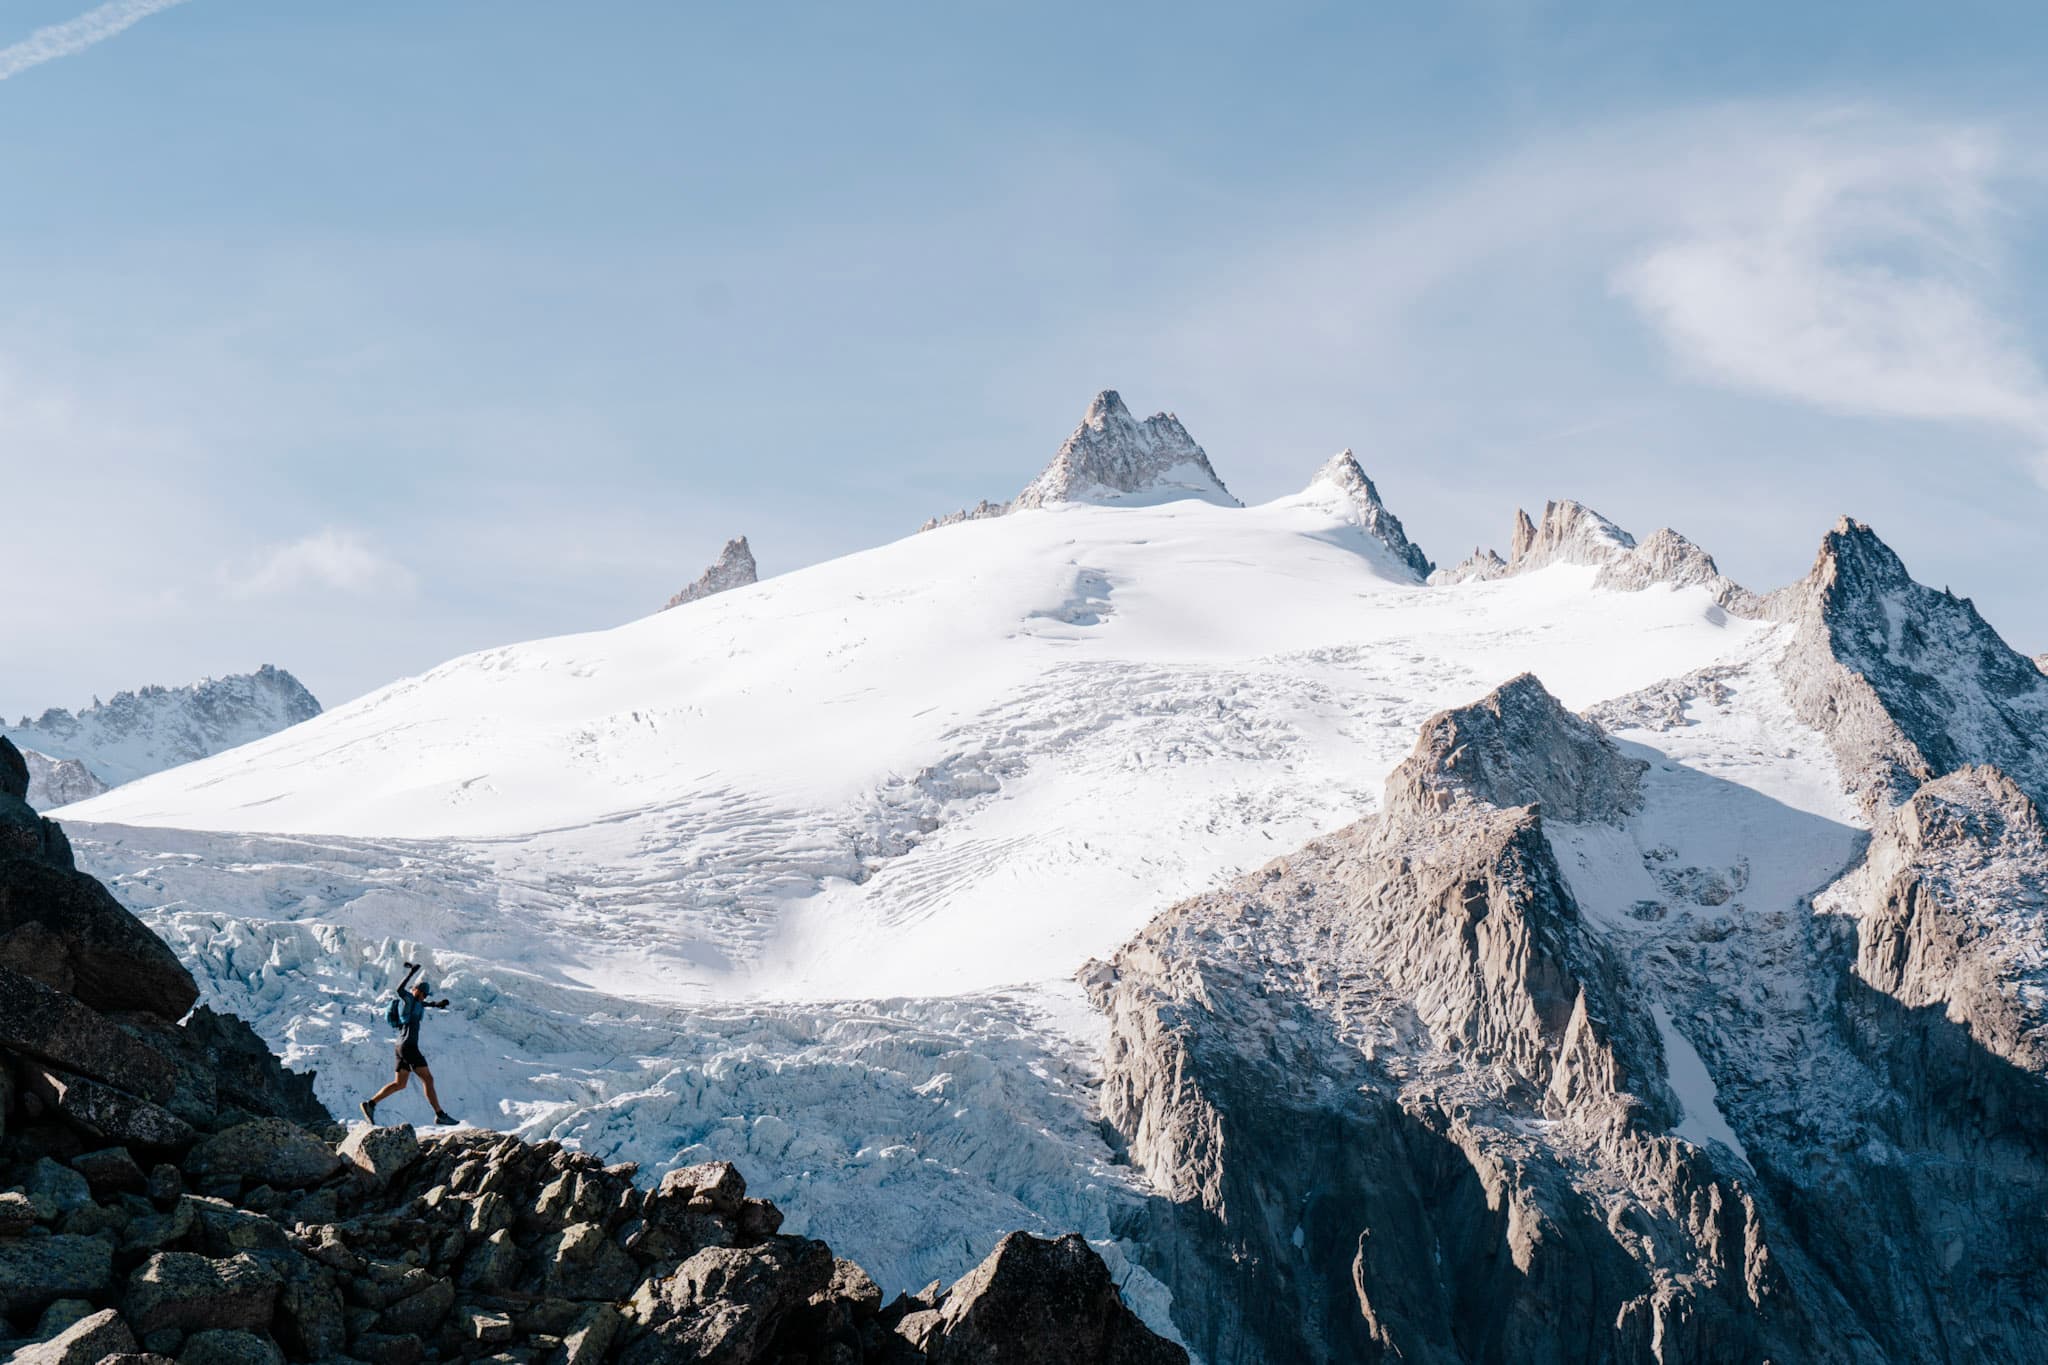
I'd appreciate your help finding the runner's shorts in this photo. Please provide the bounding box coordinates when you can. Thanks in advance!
[395,1041,428,1073]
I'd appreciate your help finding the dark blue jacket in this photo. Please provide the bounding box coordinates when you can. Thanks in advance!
[394,992,427,1050]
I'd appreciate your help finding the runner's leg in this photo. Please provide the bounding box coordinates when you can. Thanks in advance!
[368,1065,410,1105]
[416,1064,445,1115]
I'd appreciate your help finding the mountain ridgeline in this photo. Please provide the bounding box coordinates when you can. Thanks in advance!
[3,666,321,804]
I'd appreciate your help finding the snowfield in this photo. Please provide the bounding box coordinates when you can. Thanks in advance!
[57,469,1821,1333]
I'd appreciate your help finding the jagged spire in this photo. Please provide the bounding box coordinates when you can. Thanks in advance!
[664,537,758,611]
[1771,515,2048,810]
[1013,391,1239,510]
[1306,450,1433,580]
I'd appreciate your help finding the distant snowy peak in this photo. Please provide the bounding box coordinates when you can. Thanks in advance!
[2036,651,2048,675]
[663,536,758,610]
[1772,516,2048,811]
[1431,500,1756,609]
[1014,390,1239,511]
[2,664,321,791]
[1302,451,1433,580]
[1432,500,1630,584]
[21,749,108,810]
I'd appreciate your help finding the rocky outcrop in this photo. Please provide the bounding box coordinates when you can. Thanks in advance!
[1821,765,2048,1075]
[1770,517,2048,812]
[3,666,320,790]
[0,740,75,873]
[0,855,199,1020]
[1431,546,1505,584]
[1302,451,1433,580]
[1592,527,1765,613]
[662,536,758,610]
[1389,671,1646,823]
[1430,503,1758,610]
[1508,499,1636,571]
[1089,674,1815,1364]
[919,499,1010,534]
[1014,391,1238,511]
[18,751,106,811]
[0,776,1182,1362]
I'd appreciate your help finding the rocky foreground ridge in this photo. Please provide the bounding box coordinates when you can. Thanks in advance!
[0,738,1183,1365]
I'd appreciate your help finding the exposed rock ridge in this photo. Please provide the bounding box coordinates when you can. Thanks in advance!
[2,666,321,790]
[1090,675,1818,1364]
[1769,516,2048,812]
[918,499,1010,534]
[1431,503,1759,611]
[662,536,758,610]
[1014,391,1238,511]
[1305,451,1434,580]
[1819,765,2048,1076]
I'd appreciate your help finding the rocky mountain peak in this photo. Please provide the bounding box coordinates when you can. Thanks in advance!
[1429,502,1758,609]
[1013,390,1239,511]
[1511,499,1636,570]
[19,749,109,810]
[1304,451,1434,580]
[662,536,758,611]
[1772,516,2048,810]
[1388,672,1647,824]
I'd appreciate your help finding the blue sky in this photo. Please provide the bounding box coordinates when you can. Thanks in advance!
[6,1,2048,713]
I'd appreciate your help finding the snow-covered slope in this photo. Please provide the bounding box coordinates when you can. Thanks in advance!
[5,664,321,792]
[70,482,1761,1002]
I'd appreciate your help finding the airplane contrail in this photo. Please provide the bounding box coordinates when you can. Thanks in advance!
[0,0,195,83]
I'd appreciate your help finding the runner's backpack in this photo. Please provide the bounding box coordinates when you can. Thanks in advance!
[386,996,403,1030]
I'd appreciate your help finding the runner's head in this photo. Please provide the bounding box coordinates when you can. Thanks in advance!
[413,981,430,997]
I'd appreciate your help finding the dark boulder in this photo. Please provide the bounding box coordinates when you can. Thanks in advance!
[0,859,198,1020]
[23,1068,195,1149]
[122,1251,282,1336]
[0,966,178,1102]
[120,1007,331,1133]
[621,1236,835,1365]
[920,1232,1188,1365]
[0,737,27,799]
[9,1306,138,1365]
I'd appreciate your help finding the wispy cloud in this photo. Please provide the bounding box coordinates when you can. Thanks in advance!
[229,530,416,600]
[1614,120,2048,454]
[0,0,193,83]
[1161,104,2048,483]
